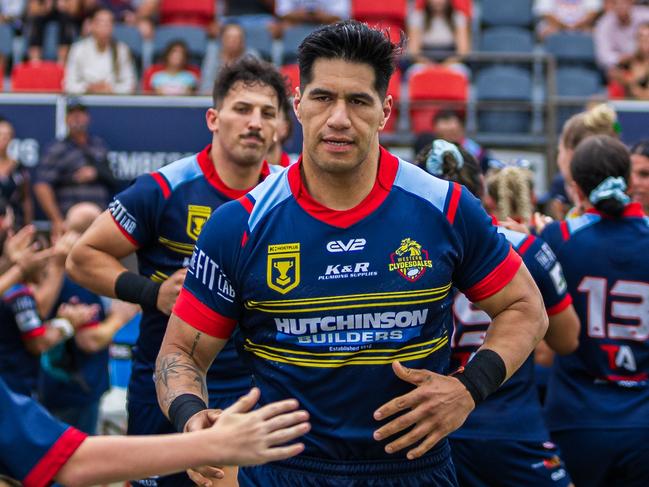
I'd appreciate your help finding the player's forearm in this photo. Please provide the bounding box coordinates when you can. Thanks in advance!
[31,263,66,318]
[155,347,209,416]
[66,243,127,298]
[481,294,548,380]
[32,183,64,224]
[75,315,122,353]
[55,430,228,487]
[0,265,23,294]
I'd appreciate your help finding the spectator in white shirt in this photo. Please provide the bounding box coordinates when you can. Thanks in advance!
[64,7,136,94]
[534,0,602,39]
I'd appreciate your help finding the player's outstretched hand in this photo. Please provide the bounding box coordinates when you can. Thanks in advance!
[185,409,226,486]
[210,388,310,467]
[157,268,187,315]
[373,361,474,460]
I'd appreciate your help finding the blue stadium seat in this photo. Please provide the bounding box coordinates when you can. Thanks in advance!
[476,65,533,133]
[479,27,534,53]
[481,0,533,27]
[544,31,596,66]
[0,24,13,60]
[242,21,274,62]
[282,24,321,64]
[153,25,207,63]
[42,21,60,61]
[556,66,604,129]
[113,23,143,61]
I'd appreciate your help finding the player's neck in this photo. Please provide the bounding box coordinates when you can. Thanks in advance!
[301,144,379,211]
[210,144,262,191]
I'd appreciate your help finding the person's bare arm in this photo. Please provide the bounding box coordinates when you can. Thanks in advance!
[544,305,580,355]
[54,388,309,487]
[66,211,137,298]
[74,301,139,353]
[454,18,470,56]
[32,182,65,239]
[155,313,226,415]
[373,265,547,459]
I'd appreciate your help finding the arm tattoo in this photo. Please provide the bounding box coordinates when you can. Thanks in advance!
[155,352,208,410]
[189,332,202,358]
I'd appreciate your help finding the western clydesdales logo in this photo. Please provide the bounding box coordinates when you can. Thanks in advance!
[186,205,212,241]
[267,243,300,294]
[388,238,433,282]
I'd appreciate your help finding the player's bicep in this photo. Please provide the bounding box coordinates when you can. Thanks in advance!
[75,211,139,259]
[161,313,227,372]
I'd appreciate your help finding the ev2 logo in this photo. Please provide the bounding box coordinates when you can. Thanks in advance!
[326,238,366,253]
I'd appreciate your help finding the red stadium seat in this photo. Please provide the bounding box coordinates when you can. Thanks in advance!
[352,0,407,24]
[280,63,300,96]
[159,0,215,28]
[142,64,201,94]
[383,69,402,133]
[11,61,64,92]
[408,66,468,133]
[414,0,473,19]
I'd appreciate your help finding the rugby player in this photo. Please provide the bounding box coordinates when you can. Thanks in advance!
[542,135,649,486]
[155,21,548,486]
[0,380,309,487]
[417,140,579,487]
[67,56,288,487]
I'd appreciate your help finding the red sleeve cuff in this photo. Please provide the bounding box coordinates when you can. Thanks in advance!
[173,288,237,339]
[110,212,141,247]
[464,247,522,302]
[23,427,87,487]
[22,327,46,340]
[546,294,573,316]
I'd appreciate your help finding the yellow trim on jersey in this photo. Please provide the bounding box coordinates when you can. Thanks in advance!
[150,270,170,283]
[158,236,195,256]
[244,283,452,313]
[243,336,449,367]
[243,336,445,356]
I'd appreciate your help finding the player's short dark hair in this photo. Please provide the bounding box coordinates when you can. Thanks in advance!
[571,135,631,218]
[212,55,288,110]
[631,139,649,158]
[297,20,401,99]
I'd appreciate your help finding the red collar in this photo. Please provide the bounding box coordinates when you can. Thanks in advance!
[279,151,291,167]
[196,145,271,199]
[585,202,646,218]
[287,146,399,228]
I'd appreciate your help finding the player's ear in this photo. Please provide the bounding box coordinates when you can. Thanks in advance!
[378,94,393,131]
[206,108,219,133]
[293,87,302,124]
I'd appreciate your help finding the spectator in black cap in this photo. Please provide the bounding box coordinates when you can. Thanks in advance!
[33,101,118,240]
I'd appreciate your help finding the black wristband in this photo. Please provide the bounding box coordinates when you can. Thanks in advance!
[114,271,161,310]
[452,349,506,406]
[168,394,207,432]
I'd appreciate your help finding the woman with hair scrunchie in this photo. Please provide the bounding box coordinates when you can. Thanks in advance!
[540,134,649,487]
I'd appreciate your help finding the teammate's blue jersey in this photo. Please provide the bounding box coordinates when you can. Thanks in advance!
[541,203,649,431]
[451,229,572,441]
[0,284,44,396]
[109,145,276,404]
[174,148,521,462]
[39,277,109,409]
[0,375,87,487]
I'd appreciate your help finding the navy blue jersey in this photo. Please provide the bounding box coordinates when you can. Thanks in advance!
[39,277,108,409]
[451,229,572,441]
[0,376,87,487]
[0,284,44,396]
[109,146,276,404]
[541,203,649,431]
[174,148,521,462]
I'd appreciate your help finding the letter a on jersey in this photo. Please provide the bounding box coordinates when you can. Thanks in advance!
[267,243,301,294]
[186,205,212,241]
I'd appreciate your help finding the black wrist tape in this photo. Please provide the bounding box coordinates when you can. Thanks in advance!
[168,394,207,432]
[114,271,161,310]
[453,349,506,406]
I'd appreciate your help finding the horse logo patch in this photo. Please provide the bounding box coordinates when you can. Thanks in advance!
[388,238,433,282]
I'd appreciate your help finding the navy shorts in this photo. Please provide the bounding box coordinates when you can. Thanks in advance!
[449,437,571,487]
[127,393,242,487]
[552,428,649,487]
[239,441,458,487]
